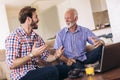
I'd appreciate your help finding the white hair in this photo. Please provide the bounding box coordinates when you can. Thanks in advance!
[66,8,78,17]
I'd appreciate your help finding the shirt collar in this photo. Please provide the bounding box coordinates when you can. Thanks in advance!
[65,25,80,33]
[18,26,36,37]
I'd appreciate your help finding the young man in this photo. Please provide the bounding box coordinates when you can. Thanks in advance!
[54,8,104,74]
[5,6,69,80]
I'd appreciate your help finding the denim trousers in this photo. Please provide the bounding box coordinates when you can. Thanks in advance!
[71,45,103,69]
[20,65,71,80]
[20,66,59,80]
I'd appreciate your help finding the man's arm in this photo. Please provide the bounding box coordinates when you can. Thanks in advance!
[59,55,76,66]
[11,43,47,69]
[89,37,105,48]
[59,55,68,63]
[46,53,76,66]
[11,54,31,69]
[46,46,64,62]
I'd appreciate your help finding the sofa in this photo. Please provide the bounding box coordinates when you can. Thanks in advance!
[0,38,112,80]
[0,49,10,80]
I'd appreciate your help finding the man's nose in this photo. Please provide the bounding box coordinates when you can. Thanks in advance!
[65,19,69,22]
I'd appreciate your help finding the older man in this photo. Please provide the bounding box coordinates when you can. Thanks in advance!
[54,8,104,76]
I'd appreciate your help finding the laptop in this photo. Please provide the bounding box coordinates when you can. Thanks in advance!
[95,42,120,72]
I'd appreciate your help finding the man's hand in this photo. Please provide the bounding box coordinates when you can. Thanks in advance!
[54,46,64,58]
[59,55,76,66]
[45,46,64,62]
[31,42,48,57]
[67,58,76,66]
[11,42,48,69]
[89,37,104,48]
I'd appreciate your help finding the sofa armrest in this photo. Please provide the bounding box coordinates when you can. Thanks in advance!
[0,61,11,80]
[0,49,6,61]
[46,39,55,49]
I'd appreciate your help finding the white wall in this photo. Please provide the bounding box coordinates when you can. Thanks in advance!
[0,4,10,49]
[6,7,20,32]
[106,0,120,43]
[57,0,95,30]
[56,0,70,29]
[38,6,60,41]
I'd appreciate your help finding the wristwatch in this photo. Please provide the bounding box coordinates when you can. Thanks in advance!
[29,53,34,59]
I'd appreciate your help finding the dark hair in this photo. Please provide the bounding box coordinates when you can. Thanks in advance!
[19,6,36,24]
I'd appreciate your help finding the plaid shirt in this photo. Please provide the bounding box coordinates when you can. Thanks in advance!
[5,27,49,80]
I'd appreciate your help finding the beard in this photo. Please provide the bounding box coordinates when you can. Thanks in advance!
[66,21,76,28]
[30,20,38,29]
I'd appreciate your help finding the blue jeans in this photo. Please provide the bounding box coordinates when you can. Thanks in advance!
[20,65,71,80]
[20,66,59,80]
[71,45,103,69]
[55,64,72,80]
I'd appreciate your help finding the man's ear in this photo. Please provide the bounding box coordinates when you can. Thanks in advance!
[26,17,32,23]
[75,16,78,21]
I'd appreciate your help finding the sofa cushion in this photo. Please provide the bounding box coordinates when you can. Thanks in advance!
[0,49,11,80]
[46,39,55,49]
[0,49,6,61]
[0,61,11,80]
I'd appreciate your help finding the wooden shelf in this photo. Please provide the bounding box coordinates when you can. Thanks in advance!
[92,26,110,31]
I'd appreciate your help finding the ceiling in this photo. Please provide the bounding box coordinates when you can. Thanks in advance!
[0,0,65,12]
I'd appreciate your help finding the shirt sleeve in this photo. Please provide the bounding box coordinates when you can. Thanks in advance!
[5,34,20,68]
[86,28,99,44]
[54,32,63,50]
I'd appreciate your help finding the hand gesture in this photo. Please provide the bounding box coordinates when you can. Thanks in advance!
[31,42,48,57]
[54,46,64,58]
[67,58,76,66]
[89,36,103,48]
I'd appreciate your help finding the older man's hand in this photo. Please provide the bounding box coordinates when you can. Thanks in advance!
[67,58,76,66]
[89,37,104,48]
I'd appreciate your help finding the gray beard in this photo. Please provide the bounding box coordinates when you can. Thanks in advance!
[67,21,76,28]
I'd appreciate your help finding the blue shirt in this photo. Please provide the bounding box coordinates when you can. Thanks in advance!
[54,25,98,61]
